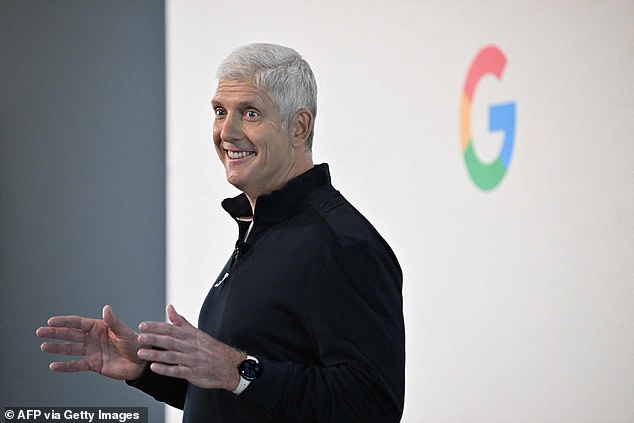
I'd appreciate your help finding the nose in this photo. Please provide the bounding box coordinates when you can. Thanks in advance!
[218,112,243,143]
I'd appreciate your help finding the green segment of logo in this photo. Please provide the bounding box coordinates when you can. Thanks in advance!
[463,141,507,191]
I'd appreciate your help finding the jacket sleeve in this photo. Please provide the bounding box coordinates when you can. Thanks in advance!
[241,240,405,422]
[126,362,189,410]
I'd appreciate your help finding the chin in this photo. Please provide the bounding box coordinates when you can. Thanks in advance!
[225,173,246,191]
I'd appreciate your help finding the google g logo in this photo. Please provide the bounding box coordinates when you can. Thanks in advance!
[460,45,516,191]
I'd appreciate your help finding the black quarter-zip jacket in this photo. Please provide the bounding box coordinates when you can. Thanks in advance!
[128,164,405,422]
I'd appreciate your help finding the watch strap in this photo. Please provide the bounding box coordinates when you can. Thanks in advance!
[232,376,250,395]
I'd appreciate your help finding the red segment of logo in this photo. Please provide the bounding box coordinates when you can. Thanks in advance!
[463,46,507,101]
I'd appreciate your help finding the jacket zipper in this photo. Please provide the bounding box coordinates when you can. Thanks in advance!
[213,220,254,288]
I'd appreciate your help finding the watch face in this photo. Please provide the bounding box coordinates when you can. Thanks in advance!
[239,359,262,381]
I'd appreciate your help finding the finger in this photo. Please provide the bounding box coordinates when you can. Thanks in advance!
[149,361,191,380]
[46,315,95,332]
[138,321,187,339]
[49,359,91,373]
[138,347,185,365]
[167,304,194,329]
[36,326,86,343]
[41,342,86,356]
[137,332,188,352]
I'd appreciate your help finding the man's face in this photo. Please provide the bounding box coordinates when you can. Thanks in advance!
[212,79,296,201]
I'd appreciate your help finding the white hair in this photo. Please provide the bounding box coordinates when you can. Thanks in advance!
[216,43,318,148]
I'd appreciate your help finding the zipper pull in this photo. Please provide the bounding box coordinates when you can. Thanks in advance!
[213,244,241,288]
[214,272,230,288]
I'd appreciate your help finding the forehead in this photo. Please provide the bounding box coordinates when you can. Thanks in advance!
[212,79,271,107]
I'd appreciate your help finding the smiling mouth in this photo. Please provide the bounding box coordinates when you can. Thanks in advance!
[226,150,255,159]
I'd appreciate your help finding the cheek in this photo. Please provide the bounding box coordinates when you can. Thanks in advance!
[212,125,222,145]
[215,145,224,162]
[212,124,221,143]
[212,131,224,159]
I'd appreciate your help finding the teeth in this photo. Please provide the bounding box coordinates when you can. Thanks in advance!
[227,150,255,159]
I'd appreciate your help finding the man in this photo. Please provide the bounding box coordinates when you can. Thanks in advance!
[37,43,405,422]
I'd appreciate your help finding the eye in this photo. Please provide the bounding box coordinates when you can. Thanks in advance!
[245,110,260,120]
[214,107,226,117]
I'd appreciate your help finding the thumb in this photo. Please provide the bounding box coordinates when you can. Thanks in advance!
[167,304,193,328]
[103,305,133,336]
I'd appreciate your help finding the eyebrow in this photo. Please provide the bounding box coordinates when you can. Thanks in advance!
[211,99,263,110]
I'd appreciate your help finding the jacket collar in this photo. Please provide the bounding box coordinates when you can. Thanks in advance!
[221,163,332,224]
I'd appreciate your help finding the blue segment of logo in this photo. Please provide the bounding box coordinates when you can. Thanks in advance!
[488,102,516,168]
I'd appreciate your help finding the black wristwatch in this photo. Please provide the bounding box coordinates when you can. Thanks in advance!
[232,355,263,395]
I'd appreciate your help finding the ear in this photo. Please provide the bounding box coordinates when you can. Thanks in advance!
[290,109,314,148]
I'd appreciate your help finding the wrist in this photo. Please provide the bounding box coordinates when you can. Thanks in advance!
[226,350,247,392]
[121,358,150,382]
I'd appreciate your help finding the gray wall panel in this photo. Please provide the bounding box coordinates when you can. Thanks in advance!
[0,1,166,419]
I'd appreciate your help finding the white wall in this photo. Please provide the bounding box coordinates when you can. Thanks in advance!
[166,1,634,421]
